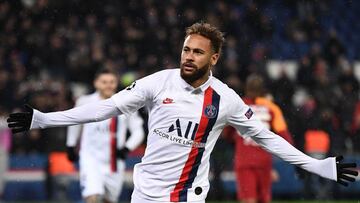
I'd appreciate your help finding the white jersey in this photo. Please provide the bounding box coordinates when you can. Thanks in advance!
[111,69,265,202]
[66,92,144,173]
[30,68,337,203]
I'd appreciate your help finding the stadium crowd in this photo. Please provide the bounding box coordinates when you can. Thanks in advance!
[0,0,359,200]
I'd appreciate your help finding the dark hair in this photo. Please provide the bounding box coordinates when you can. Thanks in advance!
[185,22,225,55]
[94,68,119,79]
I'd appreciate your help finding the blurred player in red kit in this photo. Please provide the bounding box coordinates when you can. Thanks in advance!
[223,74,293,203]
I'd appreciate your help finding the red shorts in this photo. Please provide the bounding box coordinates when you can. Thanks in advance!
[235,167,271,203]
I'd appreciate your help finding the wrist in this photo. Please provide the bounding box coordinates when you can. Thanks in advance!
[31,110,44,129]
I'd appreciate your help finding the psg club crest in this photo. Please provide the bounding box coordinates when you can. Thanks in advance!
[204,104,217,118]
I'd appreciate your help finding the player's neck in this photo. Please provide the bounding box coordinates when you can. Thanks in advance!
[188,74,209,88]
[99,94,111,100]
[182,69,212,88]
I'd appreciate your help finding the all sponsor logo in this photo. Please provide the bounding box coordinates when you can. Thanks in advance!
[153,119,205,148]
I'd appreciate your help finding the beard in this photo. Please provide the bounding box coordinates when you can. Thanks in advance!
[180,61,211,84]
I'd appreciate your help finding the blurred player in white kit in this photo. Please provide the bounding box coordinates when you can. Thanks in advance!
[66,68,144,203]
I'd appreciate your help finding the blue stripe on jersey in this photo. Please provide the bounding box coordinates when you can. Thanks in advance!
[178,89,220,201]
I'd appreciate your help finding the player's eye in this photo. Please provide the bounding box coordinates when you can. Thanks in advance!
[183,46,191,52]
[194,49,204,55]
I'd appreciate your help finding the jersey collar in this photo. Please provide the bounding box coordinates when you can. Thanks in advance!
[178,70,213,93]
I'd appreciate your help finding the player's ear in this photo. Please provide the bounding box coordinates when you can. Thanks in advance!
[210,53,220,66]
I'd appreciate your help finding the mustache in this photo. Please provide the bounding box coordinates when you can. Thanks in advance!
[182,62,198,68]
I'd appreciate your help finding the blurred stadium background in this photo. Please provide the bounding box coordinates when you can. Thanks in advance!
[0,0,360,202]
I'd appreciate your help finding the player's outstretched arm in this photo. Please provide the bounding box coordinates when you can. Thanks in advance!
[7,98,121,134]
[252,128,358,186]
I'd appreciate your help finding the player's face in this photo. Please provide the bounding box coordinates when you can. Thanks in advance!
[94,73,118,99]
[180,34,219,86]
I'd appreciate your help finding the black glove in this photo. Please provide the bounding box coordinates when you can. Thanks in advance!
[116,147,130,160]
[67,146,79,162]
[7,104,34,134]
[336,156,358,186]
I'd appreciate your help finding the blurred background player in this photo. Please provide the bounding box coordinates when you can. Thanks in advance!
[66,68,144,203]
[223,74,293,203]
[0,107,11,201]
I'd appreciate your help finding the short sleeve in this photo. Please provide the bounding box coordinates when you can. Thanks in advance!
[227,93,265,138]
[111,72,156,115]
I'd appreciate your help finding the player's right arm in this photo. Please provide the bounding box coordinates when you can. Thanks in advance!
[7,71,159,134]
[12,98,121,131]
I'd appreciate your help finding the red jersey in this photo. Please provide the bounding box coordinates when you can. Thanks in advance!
[224,97,293,168]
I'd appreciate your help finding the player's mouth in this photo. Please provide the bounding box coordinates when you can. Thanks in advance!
[182,62,197,72]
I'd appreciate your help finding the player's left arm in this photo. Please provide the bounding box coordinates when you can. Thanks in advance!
[124,111,145,150]
[66,96,87,162]
[252,128,358,186]
[117,111,145,160]
[227,92,358,186]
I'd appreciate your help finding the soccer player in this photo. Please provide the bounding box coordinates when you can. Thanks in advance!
[66,69,145,203]
[223,74,293,203]
[7,22,358,203]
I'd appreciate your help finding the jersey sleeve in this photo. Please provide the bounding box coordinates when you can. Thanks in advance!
[111,72,157,115]
[227,92,265,138]
[31,98,120,129]
[123,111,145,150]
[252,128,337,181]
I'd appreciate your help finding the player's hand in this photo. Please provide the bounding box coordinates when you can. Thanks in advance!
[67,146,79,162]
[7,104,34,134]
[336,156,358,186]
[116,147,130,160]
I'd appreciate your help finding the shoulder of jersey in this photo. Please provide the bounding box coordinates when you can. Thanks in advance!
[211,77,237,98]
[143,68,179,86]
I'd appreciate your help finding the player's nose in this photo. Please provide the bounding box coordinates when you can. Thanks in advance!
[184,52,195,61]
